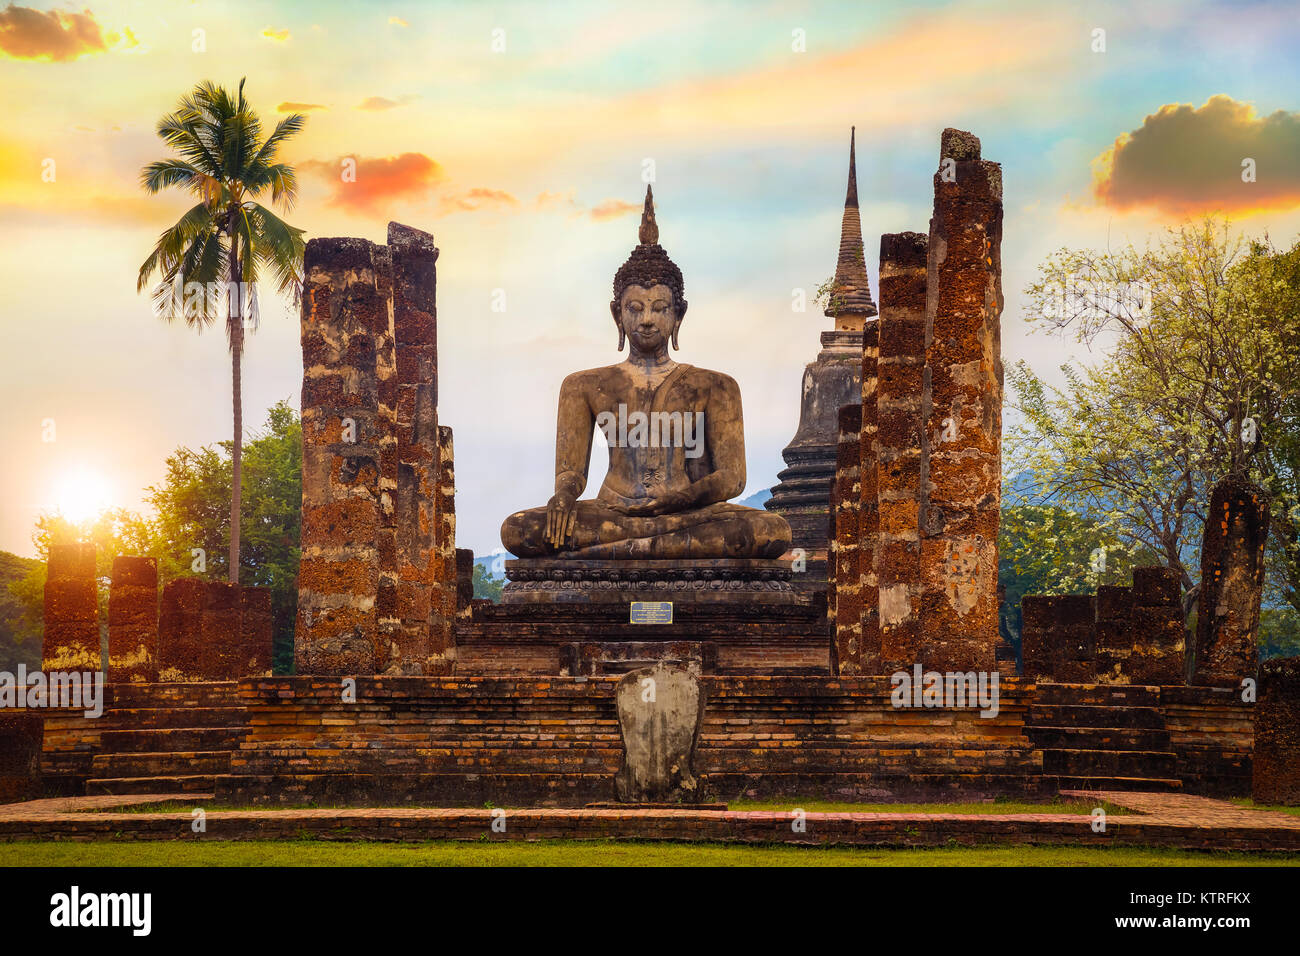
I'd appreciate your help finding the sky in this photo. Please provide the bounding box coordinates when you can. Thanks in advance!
[1,0,1300,560]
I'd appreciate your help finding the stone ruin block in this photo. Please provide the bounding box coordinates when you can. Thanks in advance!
[1254,656,1300,805]
[1194,476,1270,688]
[107,556,157,683]
[200,582,243,679]
[456,548,475,614]
[1021,595,1094,682]
[614,663,706,803]
[428,424,457,675]
[1127,567,1185,685]
[158,577,205,680]
[0,714,43,804]
[42,543,100,673]
[918,128,1004,673]
[240,586,274,677]
[158,578,273,681]
[830,404,863,673]
[875,231,928,673]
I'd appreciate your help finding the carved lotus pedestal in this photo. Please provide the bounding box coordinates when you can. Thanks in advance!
[500,558,801,605]
[457,559,830,677]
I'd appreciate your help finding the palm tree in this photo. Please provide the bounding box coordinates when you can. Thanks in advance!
[137,79,306,584]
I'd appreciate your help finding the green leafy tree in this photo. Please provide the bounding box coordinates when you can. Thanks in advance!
[472,563,505,603]
[998,504,1158,658]
[1009,218,1300,619]
[137,79,306,585]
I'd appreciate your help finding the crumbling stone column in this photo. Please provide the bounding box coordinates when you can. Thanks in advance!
[858,321,881,674]
[297,237,390,675]
[430,424,457,674]
[158,577,205,681]
[1254,656,1300,805]
[391,223,442,674]
[830,404,863,672]
[456,549,475,615]
[919,128,1004,672]
[1194,476,1269,688]
[875,232,928,672]
[107,556,157,683]
[1130,567,1185,685]
[42,543,100,672]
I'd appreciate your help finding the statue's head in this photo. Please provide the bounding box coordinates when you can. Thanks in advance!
[611,186,687,353]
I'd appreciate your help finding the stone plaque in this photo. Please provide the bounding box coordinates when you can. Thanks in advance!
[614,663,705,803]
[629,601,673,624]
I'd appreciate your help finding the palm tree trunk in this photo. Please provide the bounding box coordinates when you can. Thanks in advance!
[228,219,243,585]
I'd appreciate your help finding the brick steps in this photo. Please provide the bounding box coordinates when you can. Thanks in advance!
[86,774,219,795]
[1027,726,1169,750]
[1029,704,1164,729]
[98,727,249,753]
[1033,684,1161,707]
[1042,748,1177,778]
[92,750,232,779]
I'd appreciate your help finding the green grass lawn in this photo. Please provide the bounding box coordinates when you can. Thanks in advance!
[1230,798,1300,817]
[1,840,1295,867]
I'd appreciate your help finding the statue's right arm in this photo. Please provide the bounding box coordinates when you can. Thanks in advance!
[553,373,594,500]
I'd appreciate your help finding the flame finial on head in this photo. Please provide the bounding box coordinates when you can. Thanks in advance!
[638,184,659,245]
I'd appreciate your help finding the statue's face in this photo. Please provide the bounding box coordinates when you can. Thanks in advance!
[615,283,679,353]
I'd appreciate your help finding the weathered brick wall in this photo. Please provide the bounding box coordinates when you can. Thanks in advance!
[1194,477,1269,688]
[107,556,156,683]
[158,578,272,681]
[297,224,454,676]
[43,543,100,672]
[830,404,862,672]
[875,232,928,673]
[1254,657,1300,805]
[220,675,1045,805]
[919,128,1003,673]
[1022,568,1185,685]
[0,714,43,803]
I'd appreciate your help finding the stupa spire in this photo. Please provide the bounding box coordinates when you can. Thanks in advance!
[825,127,877,319]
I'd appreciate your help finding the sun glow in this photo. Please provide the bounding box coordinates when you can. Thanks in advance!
[51,467,113,524]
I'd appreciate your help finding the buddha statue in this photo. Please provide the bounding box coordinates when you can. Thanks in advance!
[501,187,791,561]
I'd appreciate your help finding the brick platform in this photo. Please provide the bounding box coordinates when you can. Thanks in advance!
[0,790,1297,852]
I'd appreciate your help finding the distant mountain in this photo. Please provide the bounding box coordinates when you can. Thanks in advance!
[739,488,772,509]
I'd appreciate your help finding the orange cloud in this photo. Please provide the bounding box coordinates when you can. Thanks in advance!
[440,188,519,214]
[302,152,445,213]
[0,4,109,61]
[277,101,327,112]
[262,27,290,42]
[357,95,417,111]
[589,199,638,222]
[1093,95,1300,215]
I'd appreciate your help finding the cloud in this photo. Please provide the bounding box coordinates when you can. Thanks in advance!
[277,101,327,113]
[589,199,639,222]
[302,152,445,213]
[388,17,408,28]
[1093,95,1300,215]
[262,27,290,42]
[0,4,109,61]
[356,95,418,112]
[440,188,519,214]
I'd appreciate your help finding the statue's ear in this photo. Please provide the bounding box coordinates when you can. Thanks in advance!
[671,302,687,350]
[611,300,625,351]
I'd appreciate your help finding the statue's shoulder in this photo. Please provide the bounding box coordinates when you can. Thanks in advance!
[559,366,614,390]
[675,364,740,394]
